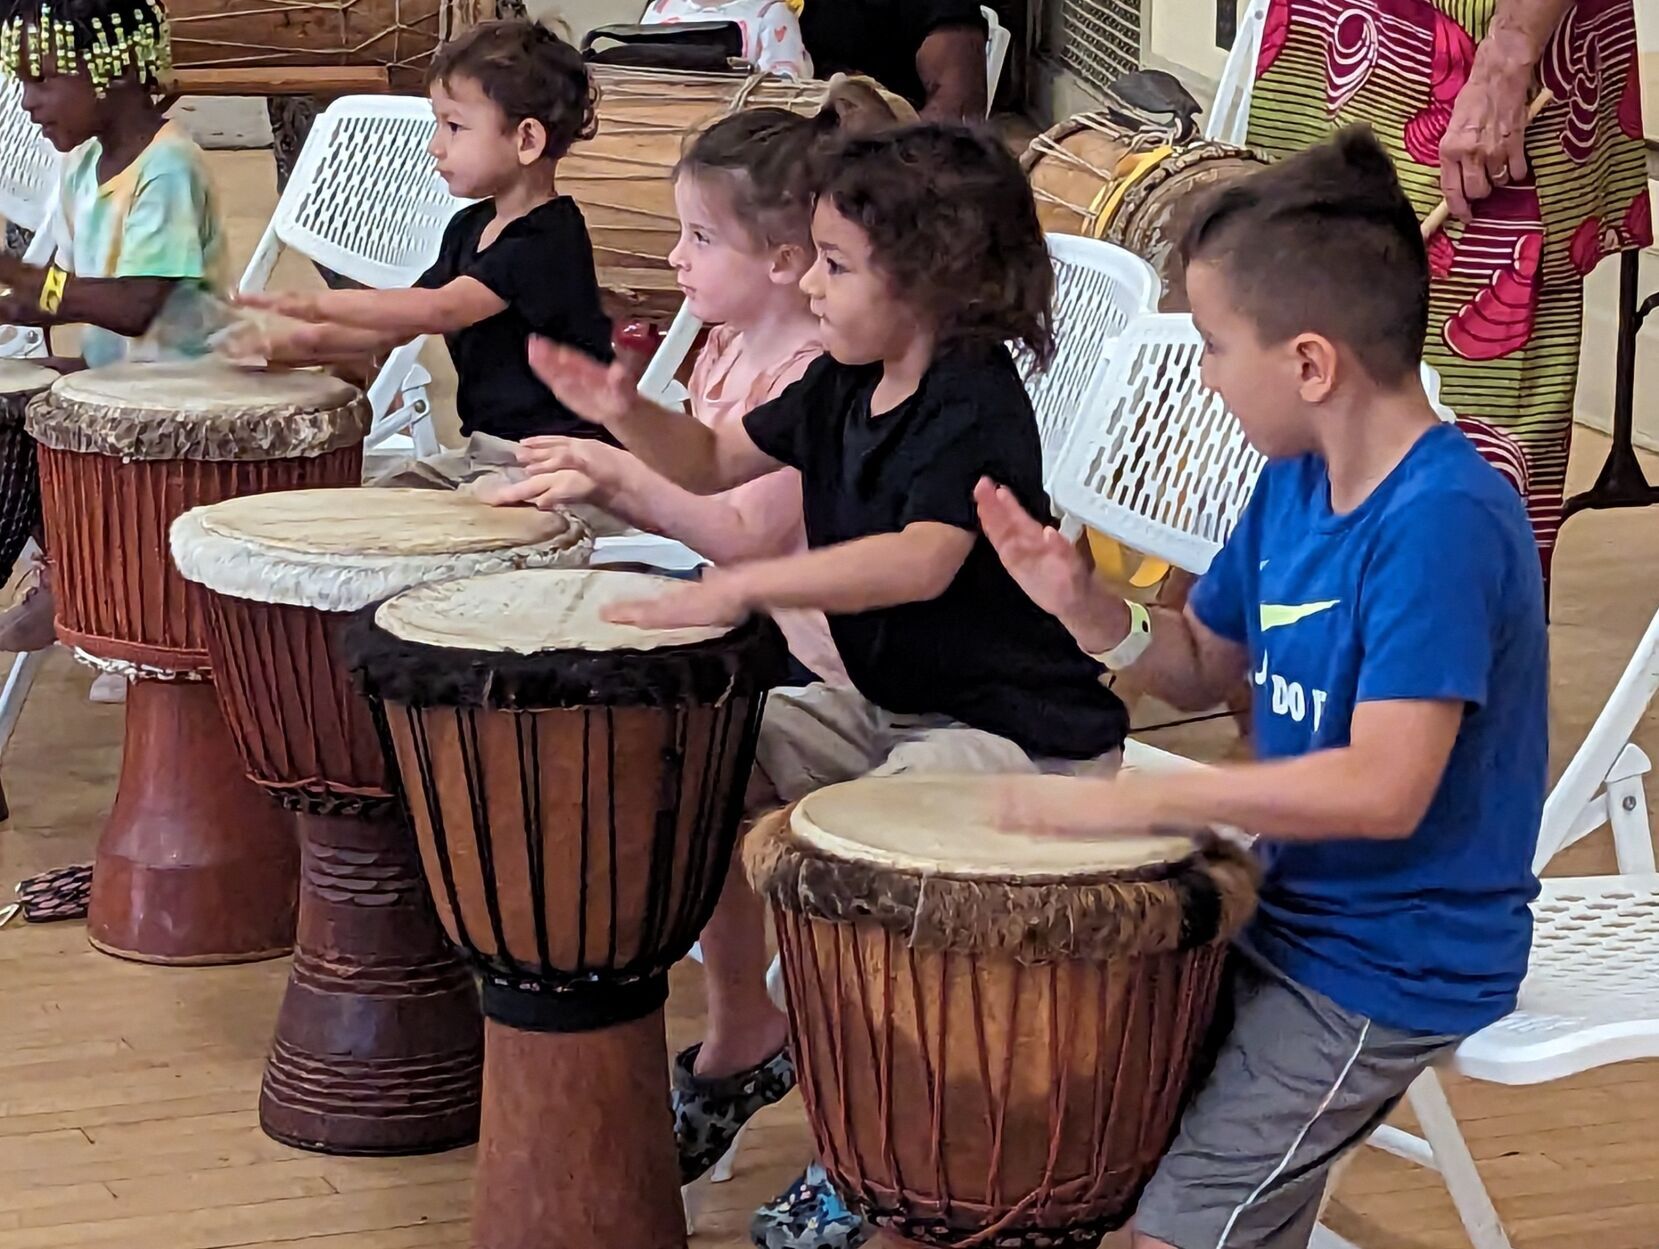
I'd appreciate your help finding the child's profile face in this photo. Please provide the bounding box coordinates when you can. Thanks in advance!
[668,173,803,327]
[1188,260,1319,459]
[429,74,534,198]
[798,200,915,367]
[18,56,105,152]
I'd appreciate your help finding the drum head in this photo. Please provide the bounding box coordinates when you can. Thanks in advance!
[51,361,358,416]
[374,567,734,655]
[0,359,58,397]
[197,488,577,556]
[789,776,1196,880]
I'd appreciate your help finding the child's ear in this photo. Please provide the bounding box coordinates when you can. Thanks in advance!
[768,242,813,285]
[1292,333,1339,403]
[517,118,549,166]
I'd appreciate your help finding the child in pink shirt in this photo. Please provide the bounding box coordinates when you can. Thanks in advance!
[487,87,911,684]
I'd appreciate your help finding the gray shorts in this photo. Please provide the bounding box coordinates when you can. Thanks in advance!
[1134,946,1461,1249]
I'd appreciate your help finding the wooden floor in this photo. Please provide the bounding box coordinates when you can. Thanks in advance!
[2,433,1657,1249]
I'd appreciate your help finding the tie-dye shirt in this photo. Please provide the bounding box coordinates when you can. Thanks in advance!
[51,122,228,368]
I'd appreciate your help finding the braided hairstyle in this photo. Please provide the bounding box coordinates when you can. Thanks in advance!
[0,0,170,94]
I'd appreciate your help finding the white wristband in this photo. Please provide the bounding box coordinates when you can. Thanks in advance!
[1084,599,1152,672]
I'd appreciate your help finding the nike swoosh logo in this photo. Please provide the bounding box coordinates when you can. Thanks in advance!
[1260,600,1341,631]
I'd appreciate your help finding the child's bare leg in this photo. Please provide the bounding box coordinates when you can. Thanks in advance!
[693,845,790,1077]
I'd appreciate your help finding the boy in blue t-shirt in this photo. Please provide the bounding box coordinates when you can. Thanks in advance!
[976,126,1547,1249]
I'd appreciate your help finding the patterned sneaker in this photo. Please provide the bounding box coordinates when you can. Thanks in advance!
[749,1163,870,1249]
[673,1041,796,1184]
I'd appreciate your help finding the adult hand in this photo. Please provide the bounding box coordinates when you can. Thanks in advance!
[527,338,638,429]
[1439,68,1531,221]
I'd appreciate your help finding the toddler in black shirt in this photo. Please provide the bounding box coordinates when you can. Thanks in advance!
[235,20,614,460]
[519,122,1129,1235]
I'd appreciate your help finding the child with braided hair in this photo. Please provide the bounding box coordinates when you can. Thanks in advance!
[0,0,226,668]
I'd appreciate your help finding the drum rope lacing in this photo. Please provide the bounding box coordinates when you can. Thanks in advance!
[166,0,492,74]
[1024,114,1175,226]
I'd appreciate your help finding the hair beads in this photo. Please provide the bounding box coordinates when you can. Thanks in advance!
[0,0,172,94]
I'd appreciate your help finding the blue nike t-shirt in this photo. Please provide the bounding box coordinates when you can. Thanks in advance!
[1189,422,1547,1036]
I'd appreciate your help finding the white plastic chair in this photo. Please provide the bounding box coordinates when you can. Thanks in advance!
[0,77,59,362]
[239,94,467,457]
[1050,313,1457,574]
[982,5,1011,113]
[1029,235,1160,489]
[1312,603,1659,1249]
[1205,0,1269,144]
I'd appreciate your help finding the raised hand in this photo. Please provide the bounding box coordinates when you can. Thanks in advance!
[974,478,1094,622]
[527,338,639,428]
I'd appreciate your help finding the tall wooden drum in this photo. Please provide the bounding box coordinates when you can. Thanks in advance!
[747,776,1258,1247]
[0,360,54,585]
[1022,117,1269,311]
[27,363,369,964]
[171,489,592,1155]
[354,568,787,1249]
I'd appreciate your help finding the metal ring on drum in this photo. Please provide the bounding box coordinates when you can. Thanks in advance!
[171,488,593,1156]
[745,776,1260,1247]
[352,567,788,1249]
[25,362,370,965]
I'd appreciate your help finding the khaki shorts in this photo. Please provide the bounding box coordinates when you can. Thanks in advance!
[753,682,1120,807]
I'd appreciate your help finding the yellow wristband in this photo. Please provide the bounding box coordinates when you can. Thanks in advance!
[38,265,68,317]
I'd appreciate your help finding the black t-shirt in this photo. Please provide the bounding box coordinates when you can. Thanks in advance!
[799,0,988,106]
[417,197,614,441]
[743,343,1128,759]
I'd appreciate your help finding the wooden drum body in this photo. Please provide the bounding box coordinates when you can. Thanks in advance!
[566,67,828,322]
[354,568,786,1249]
[171,488,593,1156]
[26,364,368,964]
[0,361,54,585]
[1023,116,1270,311]
[166,0,493,91]
[747,778,1258,1247]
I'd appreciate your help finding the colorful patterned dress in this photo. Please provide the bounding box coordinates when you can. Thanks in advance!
[1247,0,1651,571]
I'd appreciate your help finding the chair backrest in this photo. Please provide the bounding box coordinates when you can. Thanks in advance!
[982,5,1011,113]
[1204,0,1268,145]
[1049,313,1259,573]
[1533,605,1659,872]
[1025,234,1159,485]
[0,78,59,237]
[247,95,467,293]
[1049,311,1466,574]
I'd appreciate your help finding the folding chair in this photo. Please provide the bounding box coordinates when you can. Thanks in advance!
[982,4,1011,112]
[0,77,59,362]
[238,94,467,457]
[1205,0,1269,145]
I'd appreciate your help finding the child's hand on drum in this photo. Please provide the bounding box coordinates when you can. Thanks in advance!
[236,290,328,324]
[602,567,750,630]
[995,774,1167,839]
[975,479,1094,622]
[479,467,605,510]
[528,338,637,428]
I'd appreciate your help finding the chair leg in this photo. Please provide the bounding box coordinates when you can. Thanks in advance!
[0,645,51,758]
[1406,1071,1513,1249]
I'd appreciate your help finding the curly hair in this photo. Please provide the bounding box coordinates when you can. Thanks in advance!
[0,0,170,91]
[1179,125,1428,385]
[429,19,598,161]
[814,124,1055,368]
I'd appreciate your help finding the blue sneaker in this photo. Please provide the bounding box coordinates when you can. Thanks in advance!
[749,1162,870,1249]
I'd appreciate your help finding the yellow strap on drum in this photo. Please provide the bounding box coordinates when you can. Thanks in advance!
[1086,144,1175,240]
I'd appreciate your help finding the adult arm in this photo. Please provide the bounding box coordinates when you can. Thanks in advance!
[917,25,989,118]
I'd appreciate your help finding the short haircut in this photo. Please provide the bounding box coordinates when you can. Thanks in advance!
[429,19,598,161]
[1179,125,1428,386]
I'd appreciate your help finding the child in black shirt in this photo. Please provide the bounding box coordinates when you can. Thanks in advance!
[235,20,614,454]
[521,123,1128,1238]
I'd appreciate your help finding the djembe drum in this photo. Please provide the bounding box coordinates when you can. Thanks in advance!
[1022,116,1269,310]
[170,489,592,1154]
[747,776,1258,1247]
[0,360,54,587]
[27,363,368,964]
[354,568,786,1249]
